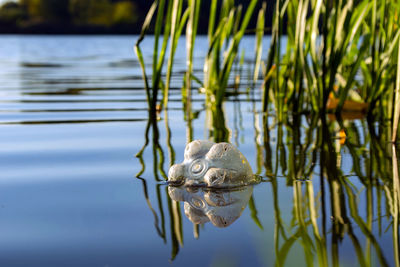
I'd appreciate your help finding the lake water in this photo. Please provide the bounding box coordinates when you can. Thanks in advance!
[0,35,399,267]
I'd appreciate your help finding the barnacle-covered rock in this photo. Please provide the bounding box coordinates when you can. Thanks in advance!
[168,186,253,228]
[168,140,255,188]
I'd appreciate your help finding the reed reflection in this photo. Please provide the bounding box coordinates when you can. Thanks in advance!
[265,113,396,266]
[136,95,400,265]
[136,108,182,260]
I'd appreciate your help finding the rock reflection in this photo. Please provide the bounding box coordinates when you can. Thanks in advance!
[168,185,253,228]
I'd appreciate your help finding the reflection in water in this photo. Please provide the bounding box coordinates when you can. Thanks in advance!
[137,104,400,265]
[136,108,183,260]
[207,105,230,143]
[168,186,253,228]
[6,36,398,265]
[267,116,398,267]
[130,51,400,265]
[1,36,152,125]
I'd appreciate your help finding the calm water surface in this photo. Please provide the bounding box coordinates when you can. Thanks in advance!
[0,35,398,266]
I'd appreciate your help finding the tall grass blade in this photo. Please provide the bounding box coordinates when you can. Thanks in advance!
[134,1,158,107]
[164,0,186,109]
[218,0,258,104]
[392,39,400,142]
[253,2,265,85]
[153,0,166,84]
[208,0,218,41]
[185,0,201,100]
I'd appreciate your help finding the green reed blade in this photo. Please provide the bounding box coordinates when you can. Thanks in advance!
[233,5,242,35]
[208,0,218,41]
[206,19,227,56]
[190,74,204,88]
[134,45,151,105]
[134,1,158,107]
[309,0,322,63]
[151,0,170,108]
[164,0,183,106]
[218,0,258,101]
[164,1,189,109]
[186,0,201,95]
[153,0,166,81]
[392,39,400,142]
[336,40,369,112]
[344,2,370,50]
[219,9,235,52]
[334,0,351,52]
[253,2,265,85]
[155,0,173,83]
[135,1,158,47]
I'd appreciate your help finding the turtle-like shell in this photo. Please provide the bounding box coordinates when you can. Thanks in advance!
[168,140,255,188]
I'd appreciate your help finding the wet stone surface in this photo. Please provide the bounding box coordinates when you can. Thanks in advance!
[168,140,256,188]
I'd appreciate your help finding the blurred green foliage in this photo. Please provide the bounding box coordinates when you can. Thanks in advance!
[20,0,69,21]
[70,0,114,26]
[0,2,25,25]
[0,0,145,32]
[0,0,263,34]
[113,1,138,25]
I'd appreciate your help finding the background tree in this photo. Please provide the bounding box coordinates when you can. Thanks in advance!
[20,0,69,22]
[0,1,25,26]
[69,0,90,25]
[113,1,138,25]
